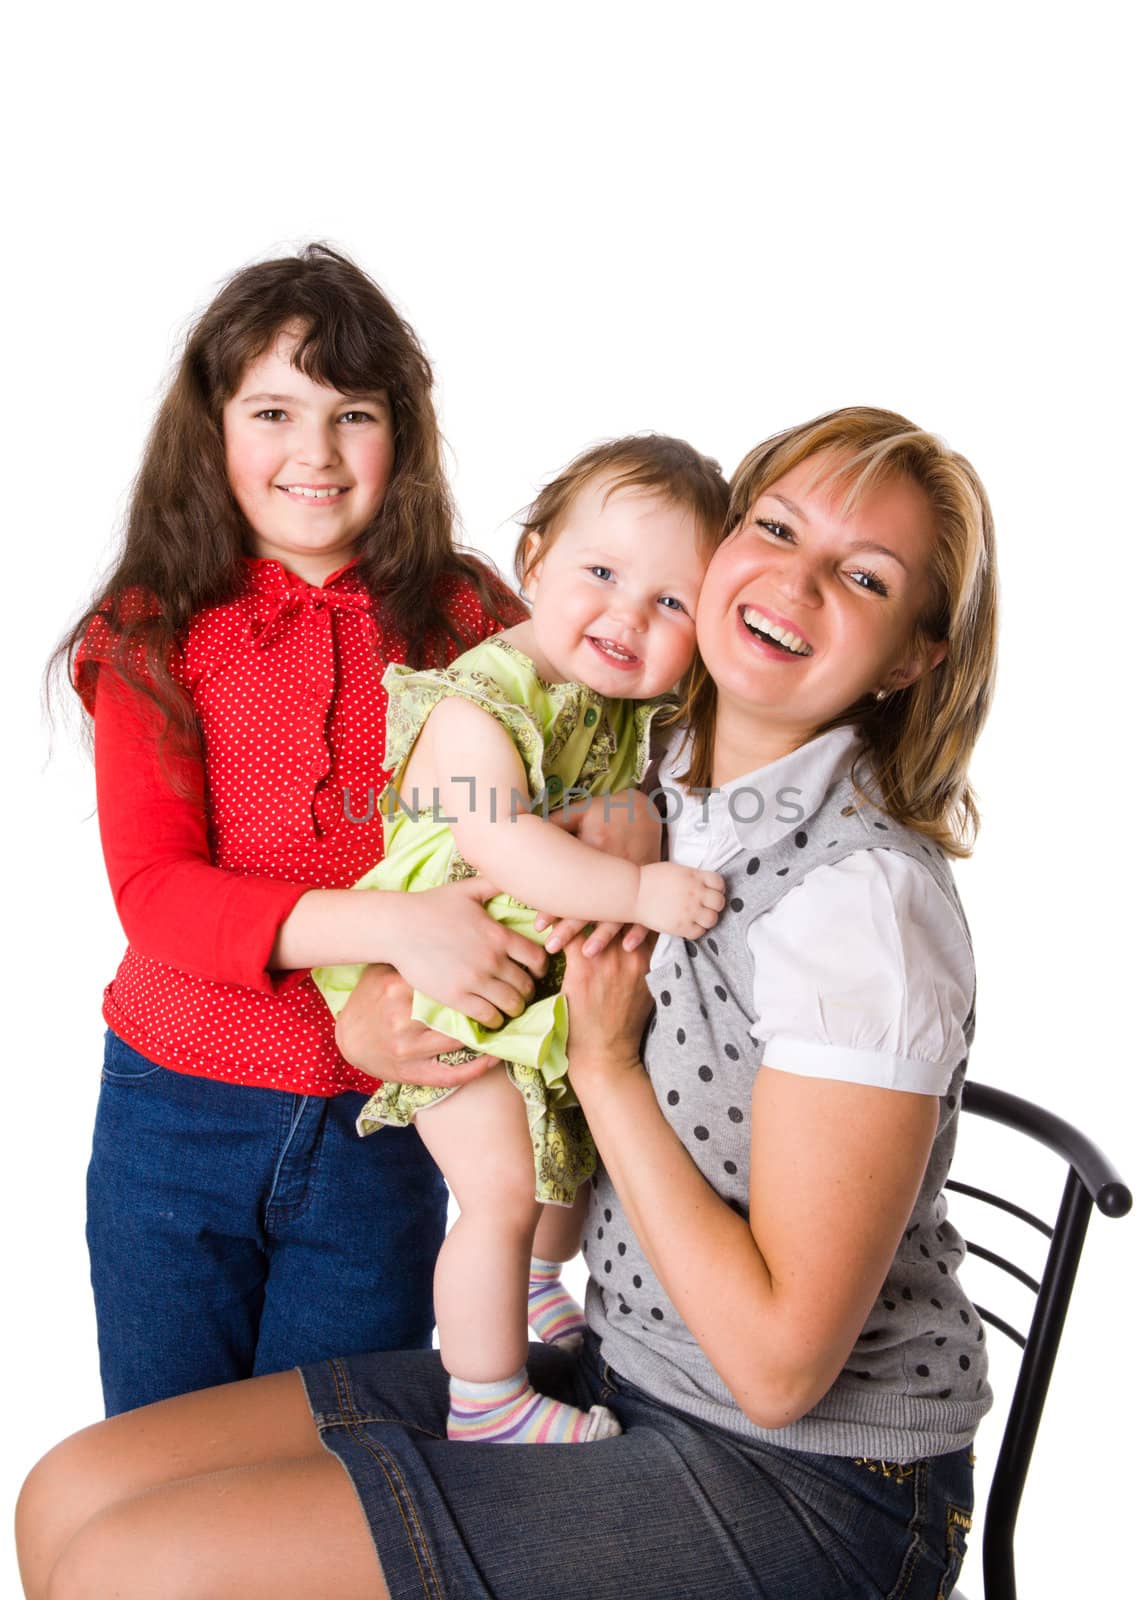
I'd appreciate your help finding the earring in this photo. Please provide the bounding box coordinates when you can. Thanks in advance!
[875,687,888,701]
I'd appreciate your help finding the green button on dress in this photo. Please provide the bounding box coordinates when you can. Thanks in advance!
[313,636,669,1205]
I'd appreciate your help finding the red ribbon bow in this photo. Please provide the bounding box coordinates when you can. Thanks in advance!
[246,565,377,838]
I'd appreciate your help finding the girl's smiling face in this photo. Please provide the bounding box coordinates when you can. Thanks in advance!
[222,326,395,583]
[697,453,947,765]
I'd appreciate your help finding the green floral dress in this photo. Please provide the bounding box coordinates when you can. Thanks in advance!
[313,636,667,1206]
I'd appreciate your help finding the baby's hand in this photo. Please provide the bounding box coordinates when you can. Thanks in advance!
[632,861,725,939]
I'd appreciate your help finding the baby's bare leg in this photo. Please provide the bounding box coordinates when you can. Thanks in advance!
[414,1069,543,1381]
[535,1184,590,1262]
[415,1074,620,1442]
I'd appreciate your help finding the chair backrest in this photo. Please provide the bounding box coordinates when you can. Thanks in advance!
[947,1081,1131,1600]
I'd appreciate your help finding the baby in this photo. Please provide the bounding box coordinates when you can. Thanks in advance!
[315,435,728,1442]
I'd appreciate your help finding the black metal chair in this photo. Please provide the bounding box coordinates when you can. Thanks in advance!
[946,1081,1132,1599]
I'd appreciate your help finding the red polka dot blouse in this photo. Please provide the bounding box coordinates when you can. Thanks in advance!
[80,557,522,1097]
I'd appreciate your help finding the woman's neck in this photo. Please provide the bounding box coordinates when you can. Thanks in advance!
[709,697,814,787]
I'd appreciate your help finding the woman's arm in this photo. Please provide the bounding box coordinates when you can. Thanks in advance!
[427,696,723,937]
[561,938,938,1429]
[94,672,545,1023]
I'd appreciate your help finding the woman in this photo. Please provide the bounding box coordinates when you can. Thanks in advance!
[17,406,997,1599]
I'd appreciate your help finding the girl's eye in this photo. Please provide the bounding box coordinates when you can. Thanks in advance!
[849,568,890,597]
[589,565,614,581]
[255,409,288,422]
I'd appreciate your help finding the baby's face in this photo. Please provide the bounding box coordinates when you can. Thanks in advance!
[526,475,709,698]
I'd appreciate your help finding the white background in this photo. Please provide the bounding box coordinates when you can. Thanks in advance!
[5,2,1136,1594]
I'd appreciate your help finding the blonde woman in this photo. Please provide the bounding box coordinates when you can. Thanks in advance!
[18,407,998,1600]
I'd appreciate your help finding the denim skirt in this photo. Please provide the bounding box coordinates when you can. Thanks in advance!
[300,1332,973,1599]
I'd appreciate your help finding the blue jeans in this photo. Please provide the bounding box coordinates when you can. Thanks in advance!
[302,1333,974,1599]
[87,1030,448,1417]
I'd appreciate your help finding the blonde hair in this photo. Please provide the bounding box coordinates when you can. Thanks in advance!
[515,434,730,589]
[672,406,998,857]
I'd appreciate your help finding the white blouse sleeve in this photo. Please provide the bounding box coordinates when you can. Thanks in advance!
[746,851,974,1096]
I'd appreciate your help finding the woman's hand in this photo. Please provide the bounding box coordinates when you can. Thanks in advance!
[398,876,548,1027]
[335,963,500,1086]
[561,932,654,1093]
[535,788,663,956]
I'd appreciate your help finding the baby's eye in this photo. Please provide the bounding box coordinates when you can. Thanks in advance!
[255,409,288,422]
[658,595,687,613]
[755,518,795,542]
[589,565,614,581]
[849,568,890,597]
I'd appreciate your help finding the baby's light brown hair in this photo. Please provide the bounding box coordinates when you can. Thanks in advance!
[515,434,730,589]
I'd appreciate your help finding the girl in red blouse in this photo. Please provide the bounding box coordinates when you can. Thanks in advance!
[57,244,546,1416]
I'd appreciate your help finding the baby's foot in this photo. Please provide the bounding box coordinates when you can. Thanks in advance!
[528,1257,587,1353]
[448,1371,622,1444]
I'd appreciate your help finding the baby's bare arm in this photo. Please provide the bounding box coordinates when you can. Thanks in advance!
[536,789,664,954]
[427,698,723,937]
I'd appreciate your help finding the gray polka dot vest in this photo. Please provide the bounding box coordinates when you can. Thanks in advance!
[583,775,992,1461]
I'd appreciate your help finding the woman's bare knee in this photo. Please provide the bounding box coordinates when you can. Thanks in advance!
[46,1496,215,1600]
[14,1440,92,1599]
[17,1422,129,1600]
[17,1372,321,1599]
[45,1456,386,1600]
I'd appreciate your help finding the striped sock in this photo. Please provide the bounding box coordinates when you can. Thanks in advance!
[527,1257,587,1351]
[447,1370,622,1444]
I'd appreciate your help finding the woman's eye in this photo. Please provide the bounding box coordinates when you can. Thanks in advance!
[849,568,890,597]
[255,409,288,422]
[340,410,374,424]
[756,518,794,542]
[589,565,614,581]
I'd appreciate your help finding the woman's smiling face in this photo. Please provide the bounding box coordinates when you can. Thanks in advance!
[696,452,947,758]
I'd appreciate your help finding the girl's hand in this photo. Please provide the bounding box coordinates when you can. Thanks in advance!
[633,861,725,939]
[335,963,500,1086]
[562,933,654,1090]
[399,877,548,1027]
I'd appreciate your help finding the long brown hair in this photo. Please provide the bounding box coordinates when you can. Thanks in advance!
[671,407,998,857]
[53,243,518,751]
